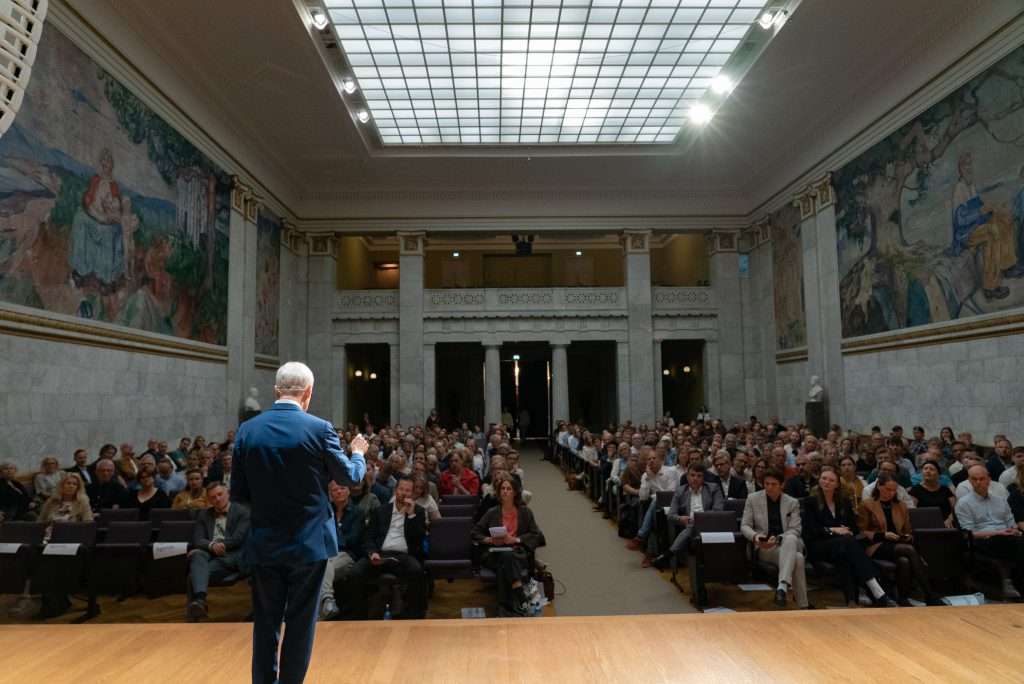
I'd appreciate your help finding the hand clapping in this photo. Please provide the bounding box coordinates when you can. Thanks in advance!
[350,434,369,455]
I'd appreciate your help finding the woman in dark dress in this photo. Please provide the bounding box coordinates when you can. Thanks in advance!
[802,469,894,607]
[908,460,956,527]
[122,470,170,519]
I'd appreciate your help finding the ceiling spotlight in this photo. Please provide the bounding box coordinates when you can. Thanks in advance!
[683,365,692,374]
[452,251,460,258]
[758,11,775,30]
[662,369,670,376]
[773,10,789,28]
[342,79,358,94]
[354,370,363,378]
[710,75,734,95]
[369,372,378,380]
[310,8,329,30]
[688,103,714,125]
[513,354,521,361]
[357,110,370,123]
[575,250,583,256]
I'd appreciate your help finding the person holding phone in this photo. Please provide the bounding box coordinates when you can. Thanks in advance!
[740,467,810,609]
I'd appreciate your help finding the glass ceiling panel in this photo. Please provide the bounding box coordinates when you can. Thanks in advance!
[325,0,771,145]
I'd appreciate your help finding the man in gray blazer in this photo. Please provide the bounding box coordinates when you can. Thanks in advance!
[741,467,809,608]
[657,463,724,568]
[187,481,251,620]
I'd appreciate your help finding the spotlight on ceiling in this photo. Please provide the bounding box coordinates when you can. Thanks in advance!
[575,250,583,256]
[369,372,378,380]
[357,110,370,124]
[452,251,460,258]
[758,9,788,30]
[662,369,670,376]
[710,75,734,95]
[683,365,692,374]
[354,370,363,378]
[512,354,521,361]
[342,79,358,94]
[773,10,789,28]
[310,7,329,30]
[688,103,714,126]
[757,11,775,29]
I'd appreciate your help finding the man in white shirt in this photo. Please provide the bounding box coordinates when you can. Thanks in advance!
[998,447,1024,488]
[626,447,680,552]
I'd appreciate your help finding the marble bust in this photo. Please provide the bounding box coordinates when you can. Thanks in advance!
[244,386,261,412]
[808,376,824,403]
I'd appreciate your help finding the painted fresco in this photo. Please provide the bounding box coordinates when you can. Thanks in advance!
[771,203,806,349]
[835,47,1024,338]
[255,208,280,356]
[0,27,230,343]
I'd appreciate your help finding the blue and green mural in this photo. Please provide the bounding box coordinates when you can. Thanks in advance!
[0,26,230,343]
[255,208,280,356]
[835,46,1024,338]
[771,203,806,350]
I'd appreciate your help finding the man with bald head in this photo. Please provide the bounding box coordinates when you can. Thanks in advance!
[956,464,1024,599]
[86,458,127,511]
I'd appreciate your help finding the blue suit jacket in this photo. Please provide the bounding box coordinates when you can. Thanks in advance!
[231,402,366,566]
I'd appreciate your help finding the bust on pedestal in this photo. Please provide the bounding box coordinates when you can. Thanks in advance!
[805,375,828,436]
[242,386,261,422]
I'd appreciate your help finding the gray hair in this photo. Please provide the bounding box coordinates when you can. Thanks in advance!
[275,361,315,396]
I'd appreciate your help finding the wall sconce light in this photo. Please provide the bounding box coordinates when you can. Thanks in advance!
[369,372,378,380]
[354,370,363,378]
[662,369,670,376]
[682,365,692,374]
[512,354,521,361]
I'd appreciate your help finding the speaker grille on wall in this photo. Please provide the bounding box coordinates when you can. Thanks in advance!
[0,0,46,138]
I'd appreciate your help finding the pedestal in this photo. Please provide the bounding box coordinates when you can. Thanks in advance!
[805,401,828,438]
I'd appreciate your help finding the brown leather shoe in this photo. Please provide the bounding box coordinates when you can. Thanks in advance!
[625,538,642,551]
[641,555,653,568]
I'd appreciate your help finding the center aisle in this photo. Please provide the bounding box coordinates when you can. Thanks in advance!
[521,445,697,616]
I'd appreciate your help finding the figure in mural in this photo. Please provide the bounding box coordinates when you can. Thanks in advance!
[948,151,1017,300]
[770,204,806,350]
[835,46,1024,337]
[69,147,138,318]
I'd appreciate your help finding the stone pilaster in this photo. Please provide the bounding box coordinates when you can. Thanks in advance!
[551,342,570,424]
[225,177,259,425]
[653,338,664,420]
[389,342,400,426]
[623,229,655,425]
[708,229,745,424]
[423,343,436,417]
[616,340,631,424]
[484,343,502,427]
[306,232,338,422]
[335,343,348,428]
[398,232,425,426]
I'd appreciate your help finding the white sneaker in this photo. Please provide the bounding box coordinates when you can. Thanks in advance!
[1002,579,1021,600]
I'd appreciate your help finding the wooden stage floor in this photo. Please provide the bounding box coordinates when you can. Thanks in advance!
[1,605,1022,683]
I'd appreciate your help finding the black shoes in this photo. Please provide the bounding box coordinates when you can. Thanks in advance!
[872,594,897,608]
[774,588,787,608]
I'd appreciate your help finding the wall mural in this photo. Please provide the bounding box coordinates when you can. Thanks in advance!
[255,208,280,356]
[771,203,806,350]
[835,46,1024,338]
[0,27,231,343]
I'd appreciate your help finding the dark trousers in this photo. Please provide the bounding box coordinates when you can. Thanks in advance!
[810,535,879,602]
[188,550,244,596]
[350,551,425,618]
[250,560,327,684]
[484,548,529,610]
[974,535,1024,586]
[873,542,934,600]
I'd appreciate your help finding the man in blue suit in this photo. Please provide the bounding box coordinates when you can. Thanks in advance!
[232,361,367,684]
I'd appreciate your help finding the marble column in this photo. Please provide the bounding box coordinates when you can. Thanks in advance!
[616,340,631,424]
[225,178,259,425]
[623,230,655,425]
[704,338,722,417]
[389,342,400,426]
[484,343,501,427]
[551,342,570,424]
[653,339,664,420]
[335,344,348,428]
[305,233,337,421]
[708,230,745,424]
[277,223,303,364]
[423,343,436,416]
[398,232,425,426]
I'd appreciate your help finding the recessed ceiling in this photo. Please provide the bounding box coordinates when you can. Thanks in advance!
[322,0,773,145]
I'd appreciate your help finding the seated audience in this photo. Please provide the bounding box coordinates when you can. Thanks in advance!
[740,467,809,608]
[472,473,546,616]
[115,443,139,486]
[351,476,427,618]
[86,459,128,512]
[627,446,679,554]
[908,460,956,527]
[173,469,209,511]
[956,464,1024,600]
[784,452,819,500]
[186,482,251,620]
[1009,467,1024,532]
[838,455,865,503]
[64,449,93,485]
[1,463,33,522]
[439,451,480,497]
[39,473,94,528]
[998,447,1024,489]
[955,453,1009,499]
[122,470,172,519]
[654,463,724,569]
[168,437,191,471]
[320,481,365,621]
[412,474,440,522]
[33,457,65,509]
[709,449,747,499]
[861,461,915,507]
[858,474,941,606]
[803,469,894,607]
[155,458,186,498]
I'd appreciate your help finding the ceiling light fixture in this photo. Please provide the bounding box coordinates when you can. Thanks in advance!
[452,251,460,258]
[354,370,363,378]
[662,369,670,376]
[711,75,734,95]
[356,110,370,124]
[683,365,692,374]
[757,11,776,30]
[513,354,521,361]
[773,10,789,28]
[575,250,583,257]
[342,79,357,95]
[369,372,378,380]
[688,104,714,126]
[310,8,329,30]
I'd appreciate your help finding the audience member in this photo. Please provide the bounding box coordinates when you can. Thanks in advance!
[319,481,365,620]
[654,463,724,569]
[412,475,441,522]
[998,447,1024,489]
[64,449,93,485]
[186,483,251,620]
[956,465,1023,600]
[173,469,209,510]
[740,468,809,608]
[908,460,956,527]
[439,451,480,497]
[155,458,186,497]
[38,473,94,528]
[122,470,171,519]
[0,463,32,522]
[32,457,65,508]
[86,459,127,512]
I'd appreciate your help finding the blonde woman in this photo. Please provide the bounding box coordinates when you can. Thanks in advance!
[39,473,94,527]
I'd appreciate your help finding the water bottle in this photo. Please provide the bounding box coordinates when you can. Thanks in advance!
[383,603,391,620]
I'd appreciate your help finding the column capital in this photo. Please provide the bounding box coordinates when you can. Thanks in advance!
[230,175,253,215]
[812,173,834,211]
[308,232,337,258]
[621,229,652,254]
[705,229,739,255]
[398,231,426,256]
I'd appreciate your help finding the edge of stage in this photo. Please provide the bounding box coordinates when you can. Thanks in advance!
[2,605,1022,682]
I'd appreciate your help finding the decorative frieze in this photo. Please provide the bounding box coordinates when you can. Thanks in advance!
[706,229,740,255]
[308,232,336,257]
[398,231,426,256]
[621,229,652,254]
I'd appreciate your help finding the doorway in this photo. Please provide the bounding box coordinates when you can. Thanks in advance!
[434,343,484,430]
[500,343,551,440]
[345,343,390,430]
[660,340,705,424]
[567,341,617,430]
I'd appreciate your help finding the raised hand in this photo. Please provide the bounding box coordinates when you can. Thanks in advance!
[350,434,369,455]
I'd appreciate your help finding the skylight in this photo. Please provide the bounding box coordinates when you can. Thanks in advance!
[324,0,771,145]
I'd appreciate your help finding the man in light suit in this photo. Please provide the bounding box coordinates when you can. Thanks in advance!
[655,463,724,568]
[232,362,367,684]
[741,467,809,609]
